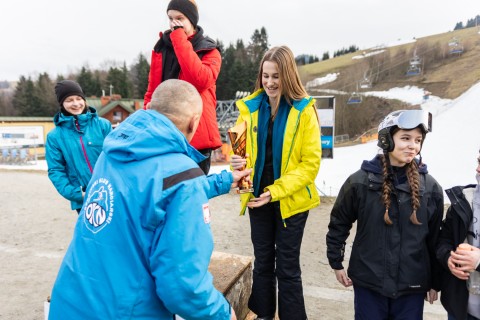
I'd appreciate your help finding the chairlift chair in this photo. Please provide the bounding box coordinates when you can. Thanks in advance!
[449,43,464,55]
[359,78,371,89]
[359,71,372,89]
[448,37,459,46]
[347,92,362,104]
[406,59,422,76]
[406,64,421,76]
[410,56,421,66]
[448,37,464,55]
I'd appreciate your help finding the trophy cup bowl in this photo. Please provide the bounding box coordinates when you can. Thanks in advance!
[228,121,254,194]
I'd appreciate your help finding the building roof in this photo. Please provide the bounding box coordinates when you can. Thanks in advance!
[86,98,143,116]
[0,117,52,122]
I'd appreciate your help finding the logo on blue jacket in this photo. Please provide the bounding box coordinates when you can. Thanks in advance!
[83,178,114,233]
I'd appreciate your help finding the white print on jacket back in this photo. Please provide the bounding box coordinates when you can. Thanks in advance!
[83,178,114,233]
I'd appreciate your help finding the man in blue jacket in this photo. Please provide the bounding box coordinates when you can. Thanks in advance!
[49,79,246,319]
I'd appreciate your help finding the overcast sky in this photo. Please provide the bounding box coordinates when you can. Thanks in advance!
[1,0,477,81]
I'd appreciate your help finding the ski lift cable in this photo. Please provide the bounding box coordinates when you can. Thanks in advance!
[333,44,439,94]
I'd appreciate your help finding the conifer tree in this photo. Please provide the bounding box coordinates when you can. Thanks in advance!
[130,53,150,99]
[77,67,102,97]
[13,76,40,116]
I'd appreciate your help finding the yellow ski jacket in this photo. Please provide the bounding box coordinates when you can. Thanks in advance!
[235,89,321,220]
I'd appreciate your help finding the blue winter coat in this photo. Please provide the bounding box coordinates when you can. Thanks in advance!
[49,109,234,319]
[46,107,112,210]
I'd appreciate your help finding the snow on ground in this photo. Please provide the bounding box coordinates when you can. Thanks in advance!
[385,38,417,48]
[364,85,454,116]
[306,73,339,89]
[352,50,385,60]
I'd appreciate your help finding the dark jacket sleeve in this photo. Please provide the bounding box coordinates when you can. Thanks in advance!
[426,182,444,291]
[436,205,457,271]
[436,187,473,271]
[326,175,358,270]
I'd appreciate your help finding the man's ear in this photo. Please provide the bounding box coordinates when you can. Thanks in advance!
[187,114,198,133]
[185,114,200,141]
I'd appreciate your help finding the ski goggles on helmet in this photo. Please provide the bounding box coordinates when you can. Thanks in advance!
[378,110,432,133]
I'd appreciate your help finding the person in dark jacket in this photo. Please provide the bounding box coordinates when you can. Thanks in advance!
[436,150,480,320]
[326,110,444,319]
[46,80,111,213]
[144,0,222,175]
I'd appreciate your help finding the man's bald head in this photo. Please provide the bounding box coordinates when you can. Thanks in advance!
[150,79,203,141]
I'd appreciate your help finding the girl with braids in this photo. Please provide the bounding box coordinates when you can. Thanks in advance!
[326,110,444,319]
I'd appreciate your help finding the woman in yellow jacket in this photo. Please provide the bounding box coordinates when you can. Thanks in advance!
[231,46,321,320]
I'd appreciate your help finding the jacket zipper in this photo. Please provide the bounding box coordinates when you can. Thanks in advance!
[76,120,93,174]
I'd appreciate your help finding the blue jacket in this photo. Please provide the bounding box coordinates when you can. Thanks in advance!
[49,110,233,319]
[46,107,112,210]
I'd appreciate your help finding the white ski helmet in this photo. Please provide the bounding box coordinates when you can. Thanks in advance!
[377,109,432,152]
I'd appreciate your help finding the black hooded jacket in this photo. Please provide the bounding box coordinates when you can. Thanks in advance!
[326,155,444,298]
[436,184,478,319]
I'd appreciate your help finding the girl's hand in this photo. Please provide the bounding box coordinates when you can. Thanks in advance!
[247,191,271,208]
[425,289,438,304]
[170,19,184,32]
[230,154,247,170]
[334,269,352,287]
[447,252,470,280]
[450,247,480,273]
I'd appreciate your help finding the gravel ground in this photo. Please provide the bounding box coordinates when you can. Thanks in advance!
[0,169,447,319]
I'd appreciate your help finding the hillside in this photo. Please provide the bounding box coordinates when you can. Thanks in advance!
[299,27,480,139]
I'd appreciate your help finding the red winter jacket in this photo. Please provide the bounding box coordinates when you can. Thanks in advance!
[144,27,222,151]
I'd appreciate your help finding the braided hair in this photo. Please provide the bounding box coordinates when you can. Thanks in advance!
[380,153,422,225]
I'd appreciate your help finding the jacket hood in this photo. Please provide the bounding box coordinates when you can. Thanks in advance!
[103,109,205,163]
[445,184,477,203]
[361,154,428,174]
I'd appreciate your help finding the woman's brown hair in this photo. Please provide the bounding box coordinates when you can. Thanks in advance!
[254,46,309,119]
[380,153,422,225]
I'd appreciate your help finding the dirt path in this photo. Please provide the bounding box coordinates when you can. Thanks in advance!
[0,169,447,319]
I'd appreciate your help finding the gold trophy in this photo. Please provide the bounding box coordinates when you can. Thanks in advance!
[228,121,254,194]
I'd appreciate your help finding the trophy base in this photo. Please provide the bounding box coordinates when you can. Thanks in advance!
[236,187,254,194]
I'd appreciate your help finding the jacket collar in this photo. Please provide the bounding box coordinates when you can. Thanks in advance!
[446,185,476,225]
[53,106,98,132]
[241,89,313,114]
[364,155,427,195]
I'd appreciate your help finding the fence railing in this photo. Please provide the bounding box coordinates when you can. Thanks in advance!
[334,134,349,144]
